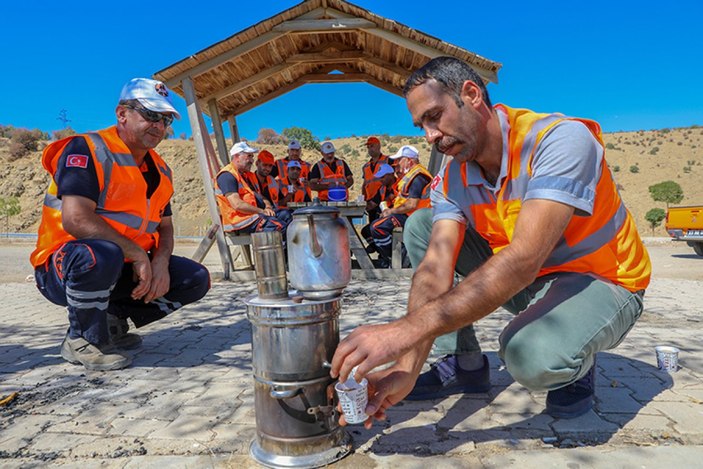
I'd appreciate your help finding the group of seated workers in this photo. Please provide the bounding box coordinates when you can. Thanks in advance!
[215,136,433,268]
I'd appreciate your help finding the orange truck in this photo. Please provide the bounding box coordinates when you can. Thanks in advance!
[666,205,703,256]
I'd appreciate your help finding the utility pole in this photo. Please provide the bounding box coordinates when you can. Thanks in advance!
[57,109,71,128]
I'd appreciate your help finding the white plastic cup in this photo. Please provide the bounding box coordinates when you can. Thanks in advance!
[379,201,388,211]
[288,184,295,193]
[334,372,368,425]
[655,345,680,372]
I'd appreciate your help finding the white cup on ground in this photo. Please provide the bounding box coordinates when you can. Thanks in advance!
[334,370,368,424]
[655,345,680,372]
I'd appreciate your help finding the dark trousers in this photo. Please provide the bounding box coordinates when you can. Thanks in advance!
[35,239,210,345]
[239,209,292,236]
[370,214,407,259]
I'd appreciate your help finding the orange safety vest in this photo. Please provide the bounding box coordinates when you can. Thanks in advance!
[361,155,388,200]
[275,158,310,181]
[30,126,174,267]
[438,104,651,292]
[215,163,263,231]
[393,163,432,215]
[256,173,280,207]
[279,177,311,207]
[313,159,347,201]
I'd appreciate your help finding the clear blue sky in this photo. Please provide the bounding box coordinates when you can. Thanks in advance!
[2,0,701,142]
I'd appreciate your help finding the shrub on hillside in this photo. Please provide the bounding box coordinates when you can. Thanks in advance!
[8,128,44,160]
[52,127,77,140]
[645,208,666,235]
[648,180,683,208]
[257,128,285,145]
[281,127,319,151]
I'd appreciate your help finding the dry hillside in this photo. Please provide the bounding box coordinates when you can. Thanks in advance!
[1,127,702,237]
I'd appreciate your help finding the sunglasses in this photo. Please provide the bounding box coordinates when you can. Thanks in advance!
[123,104,174,127]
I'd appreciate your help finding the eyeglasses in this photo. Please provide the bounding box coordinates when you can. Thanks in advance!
[123,104,174,127]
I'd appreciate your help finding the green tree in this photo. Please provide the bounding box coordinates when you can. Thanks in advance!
[281,127,320,151]
[0,196,21,234]
[648,180,683,208]
[645,208,666,235]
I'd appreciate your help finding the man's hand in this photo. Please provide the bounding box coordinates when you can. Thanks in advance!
[380,208,392,218]
[144,255,170,302]
[130,249,153,300]
[262,207,276,217]
[330,319,421,384]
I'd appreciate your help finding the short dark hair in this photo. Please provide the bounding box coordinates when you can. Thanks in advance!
[403,56,492,108]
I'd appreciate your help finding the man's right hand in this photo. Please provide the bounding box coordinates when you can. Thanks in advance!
[129,248,152,300]
[262,208,275,217]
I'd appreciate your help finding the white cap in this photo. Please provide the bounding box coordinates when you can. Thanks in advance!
[288,139,302,150]
[321,141,335,154]
[373,164,395,178]
[389,145,419,160]
[119,78,181,119]
[230,141,258,156]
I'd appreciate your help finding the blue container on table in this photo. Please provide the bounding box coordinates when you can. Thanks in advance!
[328,186,347,202]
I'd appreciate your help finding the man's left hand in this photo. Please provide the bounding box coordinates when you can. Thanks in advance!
[144,256,170,303]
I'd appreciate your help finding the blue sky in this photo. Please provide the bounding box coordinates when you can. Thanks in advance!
[1,0,701,141]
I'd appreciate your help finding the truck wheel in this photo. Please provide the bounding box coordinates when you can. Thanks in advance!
[693,243,703,257]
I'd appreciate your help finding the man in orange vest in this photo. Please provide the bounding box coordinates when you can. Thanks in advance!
[30,78,210,371]
[278,160,312,208]
[331,57,651,424]
[368,146,432,268]
[214,142,289,234]
[309,141,354,201]
[271,139,311,181]
[361,136,388,222]
[254,150,281,208]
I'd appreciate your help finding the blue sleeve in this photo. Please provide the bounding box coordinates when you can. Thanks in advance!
[216,172,239,195]
[407,174,431,199]
[525,120,603,216]
[54,137,100,203]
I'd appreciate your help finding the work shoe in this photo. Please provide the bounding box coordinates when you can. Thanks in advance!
[107,313,143,350]
[405,354,491,401]
[60,335,131,371]
[545,358,597,419]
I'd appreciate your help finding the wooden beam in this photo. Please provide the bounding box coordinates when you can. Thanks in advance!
[286,50,365,63]
[363,28,498,83]
[233,78,308,115]
[207,99,229,168]
[164,31,286,88]
[272,18,376,33]
[206,62,292,102]
[182,77,233,279]
[228,116,239,145]
[300,72,368,83]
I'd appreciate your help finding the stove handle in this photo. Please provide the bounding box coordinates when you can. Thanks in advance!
[269,386,302,399]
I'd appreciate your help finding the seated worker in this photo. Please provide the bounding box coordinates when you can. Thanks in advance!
[369,145,432,268]
[360,136,389,222]
[361,163,396,254]
[309,141,354,201]
[215,142,290,234]
[30,77,210,371]
[278,160,312,208]
[271,139,311,181]
[254,149,293,224]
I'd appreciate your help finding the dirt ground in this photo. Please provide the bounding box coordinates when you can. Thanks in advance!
[2,238,701,284]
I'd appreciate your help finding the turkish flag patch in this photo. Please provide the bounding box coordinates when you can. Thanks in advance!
[430,174,441,190]
[66,154,89,168]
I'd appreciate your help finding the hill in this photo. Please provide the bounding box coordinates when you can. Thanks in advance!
[1,127,702,237]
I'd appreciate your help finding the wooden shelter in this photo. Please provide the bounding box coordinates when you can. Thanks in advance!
[153,0,502,278]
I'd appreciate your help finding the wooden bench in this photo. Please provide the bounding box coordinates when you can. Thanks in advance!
[225,232,254,270]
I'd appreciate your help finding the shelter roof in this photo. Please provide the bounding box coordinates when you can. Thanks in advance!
[154,0,502,119]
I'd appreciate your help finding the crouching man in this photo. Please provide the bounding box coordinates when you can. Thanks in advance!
[30,78,211,371]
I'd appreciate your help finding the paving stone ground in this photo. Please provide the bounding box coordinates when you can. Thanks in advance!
[1,242,702,468]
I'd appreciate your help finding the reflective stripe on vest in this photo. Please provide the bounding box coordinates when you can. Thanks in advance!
[393,164,432,214]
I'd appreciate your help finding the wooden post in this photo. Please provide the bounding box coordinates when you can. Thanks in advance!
[182,77,233,279]
[228,116,240,145]
[208,99,230,168]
